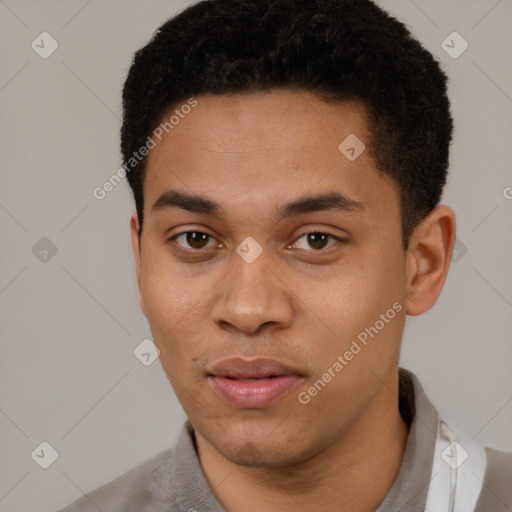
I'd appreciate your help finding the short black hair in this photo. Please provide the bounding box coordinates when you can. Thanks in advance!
[121,0,453,248]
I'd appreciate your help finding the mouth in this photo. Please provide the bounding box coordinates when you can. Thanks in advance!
[207,357,305,409]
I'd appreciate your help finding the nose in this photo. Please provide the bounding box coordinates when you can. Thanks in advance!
[210,249,294,335]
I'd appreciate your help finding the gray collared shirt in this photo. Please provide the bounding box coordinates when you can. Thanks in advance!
[57,369,512,511]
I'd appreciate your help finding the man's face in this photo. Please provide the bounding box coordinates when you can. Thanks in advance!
[132,91,409,466]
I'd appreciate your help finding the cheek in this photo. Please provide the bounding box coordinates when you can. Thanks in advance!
[300,258,402,332]
[293,248,406,368]
[139,251,207,361]
[140,242,205,322]
[293,281,405,433]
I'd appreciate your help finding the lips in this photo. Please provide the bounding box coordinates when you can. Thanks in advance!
[207,357,305,408]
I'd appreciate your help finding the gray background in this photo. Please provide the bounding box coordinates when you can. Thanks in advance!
[0,1,511,511]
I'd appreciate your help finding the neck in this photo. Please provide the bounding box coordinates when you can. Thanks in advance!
[195,370,409,512]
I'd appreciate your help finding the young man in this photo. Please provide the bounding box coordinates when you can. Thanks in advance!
[58,0,511,510]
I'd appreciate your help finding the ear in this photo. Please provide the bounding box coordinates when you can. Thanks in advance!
[404,205,456,316]
[130,213,144,313]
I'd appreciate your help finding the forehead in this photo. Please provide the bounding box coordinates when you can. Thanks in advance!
[149,91,369,156]
[143,91,399,219]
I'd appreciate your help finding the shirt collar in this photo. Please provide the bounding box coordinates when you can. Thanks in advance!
[376,368,439,511]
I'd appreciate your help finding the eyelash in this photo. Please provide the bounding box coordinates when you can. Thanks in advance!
[167,230,345,253]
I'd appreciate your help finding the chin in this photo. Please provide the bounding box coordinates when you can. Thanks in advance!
[202,419,320,468]
[223,439,278,467]
[220,441,309,468]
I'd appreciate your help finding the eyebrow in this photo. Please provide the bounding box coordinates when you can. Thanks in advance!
[151,189,364,220]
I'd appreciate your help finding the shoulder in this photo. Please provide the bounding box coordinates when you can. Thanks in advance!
[56,421,221,512]
[475,446,512,511]
[56,447,178,512]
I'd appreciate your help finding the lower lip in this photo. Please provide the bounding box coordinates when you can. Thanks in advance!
[209,375,302,408]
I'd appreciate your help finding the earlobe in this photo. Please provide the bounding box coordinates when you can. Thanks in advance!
[405,205,456,316]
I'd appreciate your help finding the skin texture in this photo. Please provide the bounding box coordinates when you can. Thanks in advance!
[130,91,456,511]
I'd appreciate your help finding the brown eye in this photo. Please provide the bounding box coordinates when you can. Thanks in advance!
[293,232,340,251]
[172,231,216,250]
[307,233,329,250]
[187,232,209,249]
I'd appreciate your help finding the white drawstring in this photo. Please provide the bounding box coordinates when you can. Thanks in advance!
[424,419,487,512]
[439,421,458,512]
